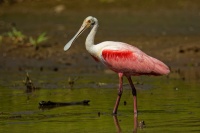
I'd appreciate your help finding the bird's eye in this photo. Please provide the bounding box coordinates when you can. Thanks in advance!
[87,19,95,26]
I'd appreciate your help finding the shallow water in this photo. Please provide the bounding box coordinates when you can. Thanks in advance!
[0,70,199,133]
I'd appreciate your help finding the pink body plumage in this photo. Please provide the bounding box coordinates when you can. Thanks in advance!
[99,42,170,76]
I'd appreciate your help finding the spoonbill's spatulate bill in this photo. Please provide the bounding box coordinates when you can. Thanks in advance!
[64,16,170,114]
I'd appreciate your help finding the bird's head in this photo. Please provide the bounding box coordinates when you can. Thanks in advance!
[83,16,97,28]
[64,16,98,51]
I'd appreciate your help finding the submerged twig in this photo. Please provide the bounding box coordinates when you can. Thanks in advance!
[23,72,38,92]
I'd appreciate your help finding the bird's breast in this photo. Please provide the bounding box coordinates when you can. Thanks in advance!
[90,54,100,62]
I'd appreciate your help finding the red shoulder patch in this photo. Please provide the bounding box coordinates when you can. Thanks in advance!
[102,49,135,61]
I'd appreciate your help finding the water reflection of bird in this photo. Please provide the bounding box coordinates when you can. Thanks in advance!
[64,16,170,114]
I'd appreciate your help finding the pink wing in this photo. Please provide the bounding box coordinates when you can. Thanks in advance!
[101,48,170,76]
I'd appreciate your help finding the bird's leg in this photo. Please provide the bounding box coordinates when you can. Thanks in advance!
[113,73,123,114]
[127,76,138,115]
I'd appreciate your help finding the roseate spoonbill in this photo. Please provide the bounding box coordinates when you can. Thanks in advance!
[64,16,170,114]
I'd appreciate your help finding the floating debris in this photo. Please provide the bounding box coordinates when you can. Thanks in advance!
[97,82,107,87]
[124,101,127,105]
[68,77,79,88]
[139,120,146,129]
[53,67,58,71]
[40,66,43,71]
[39,100,90,110]
[174,87,179,91]
[98,112,101,117]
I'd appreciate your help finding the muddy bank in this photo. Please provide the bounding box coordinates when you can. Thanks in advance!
[0,35,199,68]
[0,1,200,78]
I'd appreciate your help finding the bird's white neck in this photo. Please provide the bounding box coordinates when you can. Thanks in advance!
[85,23,98,52]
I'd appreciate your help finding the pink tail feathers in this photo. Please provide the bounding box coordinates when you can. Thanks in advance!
[151,57,170,75]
